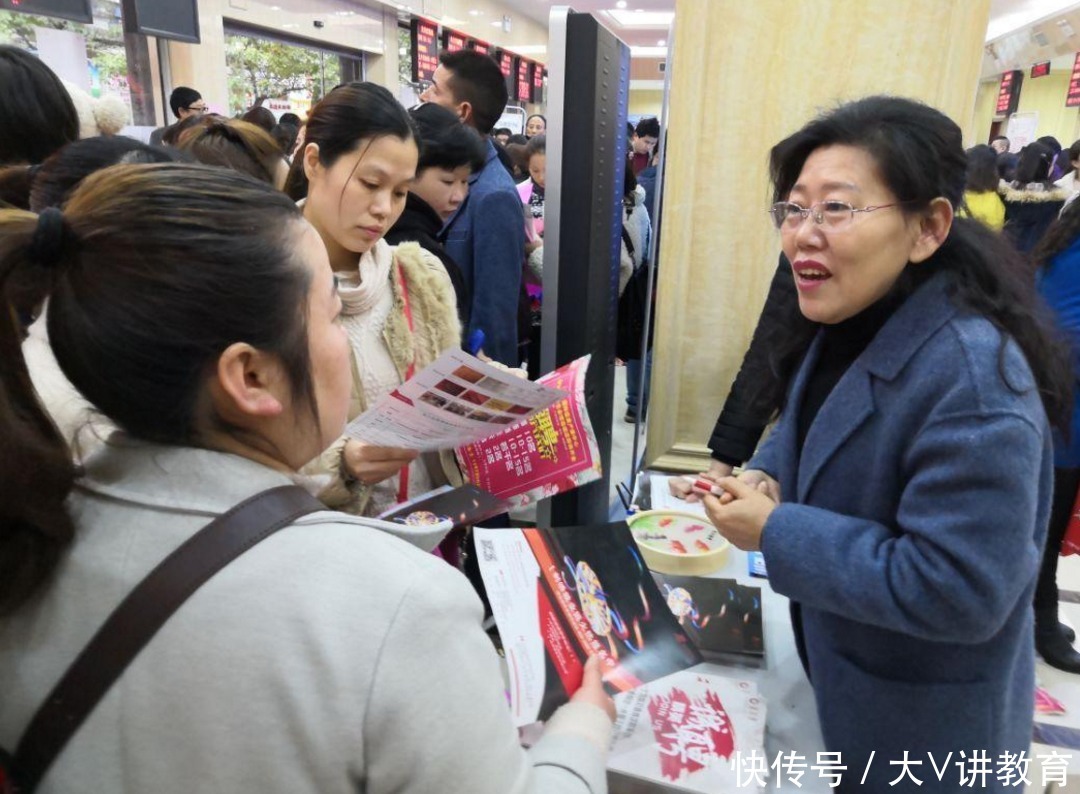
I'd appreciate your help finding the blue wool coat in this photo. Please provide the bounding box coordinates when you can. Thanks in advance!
[441,139,525,366]
[1037,236,1080,466]
[751,272,1052,792]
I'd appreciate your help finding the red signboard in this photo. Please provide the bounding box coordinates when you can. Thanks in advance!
[442,29,468,52]
[1031,61,1051,78]
[532,64,544,103]
[410,18,438,84]
[517,58,533,103]
[996,69,1022,115]
[1068,53,1080,108]
[496,49,514,78]
[470,39,490,55]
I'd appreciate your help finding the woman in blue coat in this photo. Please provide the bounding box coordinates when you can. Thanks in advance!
[705,97,1071,792]
[1032,204,1080,672]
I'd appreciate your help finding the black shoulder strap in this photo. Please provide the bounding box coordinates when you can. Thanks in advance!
[621,226,635,259]
[5,484,323,794]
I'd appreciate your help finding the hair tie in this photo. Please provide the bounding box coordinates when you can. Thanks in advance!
[30,207,71,269]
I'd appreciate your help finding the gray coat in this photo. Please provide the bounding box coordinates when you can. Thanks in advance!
[752,272,1052,791]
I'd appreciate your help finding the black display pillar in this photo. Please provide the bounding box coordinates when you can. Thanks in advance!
[537,8,630,527]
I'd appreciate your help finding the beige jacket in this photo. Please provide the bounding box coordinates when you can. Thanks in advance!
[304,241,464,515]
[0,438,611,793]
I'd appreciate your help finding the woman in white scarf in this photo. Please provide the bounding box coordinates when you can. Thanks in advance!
[290,83,461,517]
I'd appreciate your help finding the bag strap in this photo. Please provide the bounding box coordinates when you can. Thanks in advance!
[6,484,323,794]
[621,226,635,260]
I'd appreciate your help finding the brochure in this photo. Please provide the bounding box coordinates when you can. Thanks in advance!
[376,483,511,528]
[650,574,765,660]
[344,349,566,452]
[607,670,767,793]
[456,355,601,508]
[474,522,702,727]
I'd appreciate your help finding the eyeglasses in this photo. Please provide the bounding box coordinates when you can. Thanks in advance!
[768,200,910,232]
[186,104,208,114]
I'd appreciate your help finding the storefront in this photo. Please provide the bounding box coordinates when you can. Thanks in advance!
[223,22,361,118]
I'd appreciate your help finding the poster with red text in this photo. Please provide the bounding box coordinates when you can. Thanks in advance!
[608,671,767,793]
[455,355,600,508]
[474,522,701,727]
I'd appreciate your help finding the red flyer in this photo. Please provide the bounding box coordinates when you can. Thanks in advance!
[455,355,601,508]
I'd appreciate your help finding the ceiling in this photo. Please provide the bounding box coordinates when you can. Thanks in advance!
[489,0,1080,57]
[983,0,1080,79]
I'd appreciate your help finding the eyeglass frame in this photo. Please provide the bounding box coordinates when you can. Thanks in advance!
[185,103,209,114]
[768,199,915,231]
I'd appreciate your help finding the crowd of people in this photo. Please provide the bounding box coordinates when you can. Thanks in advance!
[5,33,1080,794]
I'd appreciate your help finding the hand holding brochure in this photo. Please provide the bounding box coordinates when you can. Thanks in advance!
[345,350,566,452]
[456,355,601,507]
[475,522,702,727]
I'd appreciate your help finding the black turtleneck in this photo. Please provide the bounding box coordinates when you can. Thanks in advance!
[796,289,906,454]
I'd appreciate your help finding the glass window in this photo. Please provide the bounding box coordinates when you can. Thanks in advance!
[224,25,362,119]
[0,0,137,121]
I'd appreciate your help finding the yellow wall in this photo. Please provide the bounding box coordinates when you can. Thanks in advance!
[629,89,664,118]
[973,72,1080,148]
[971,78,998,146]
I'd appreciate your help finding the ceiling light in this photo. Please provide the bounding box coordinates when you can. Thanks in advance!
[269,4,280,9]
[657,38,666,46]
[615,0,627,7]
[469,8,481,14]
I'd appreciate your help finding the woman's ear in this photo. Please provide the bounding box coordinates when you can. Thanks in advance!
[909,197,954,264]
[302,142,321,182]
[209,342,287,424]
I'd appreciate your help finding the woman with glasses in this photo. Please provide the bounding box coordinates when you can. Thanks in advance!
[704,96,1069,791]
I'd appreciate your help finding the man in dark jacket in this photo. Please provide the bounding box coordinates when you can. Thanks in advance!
[422,51,526,366]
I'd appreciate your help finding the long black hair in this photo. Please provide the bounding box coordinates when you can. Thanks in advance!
[768,95,1071,431]
[1033,199,1080,269]
[0,45,78,166]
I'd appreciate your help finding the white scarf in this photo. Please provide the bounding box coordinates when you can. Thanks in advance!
[337,239,394,317]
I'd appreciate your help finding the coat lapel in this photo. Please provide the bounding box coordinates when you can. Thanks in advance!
[793,272,960,502]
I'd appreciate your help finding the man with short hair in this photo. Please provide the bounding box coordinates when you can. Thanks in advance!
[629,117,659,175]
[150,87,206,146]
[991,134,1019,181]
[421,50,525,366]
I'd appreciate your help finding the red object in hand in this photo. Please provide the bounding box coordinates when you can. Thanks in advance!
[1061,485,1080,555]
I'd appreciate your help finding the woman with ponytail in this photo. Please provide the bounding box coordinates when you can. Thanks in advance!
[703,96,1070,791]
[0,163,612,792]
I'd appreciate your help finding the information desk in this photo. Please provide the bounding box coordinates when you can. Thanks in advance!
[609,471,828,792]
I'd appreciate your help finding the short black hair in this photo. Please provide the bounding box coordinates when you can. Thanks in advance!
[964,144,999,193]
[410,102,486,173]
[524,134,545,159]
[635,117,660,138]
[493,127,512,137]
[279,112,302,126]
[169,87,202,118]
[991,135,1009,145]
[438,50,507,135]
